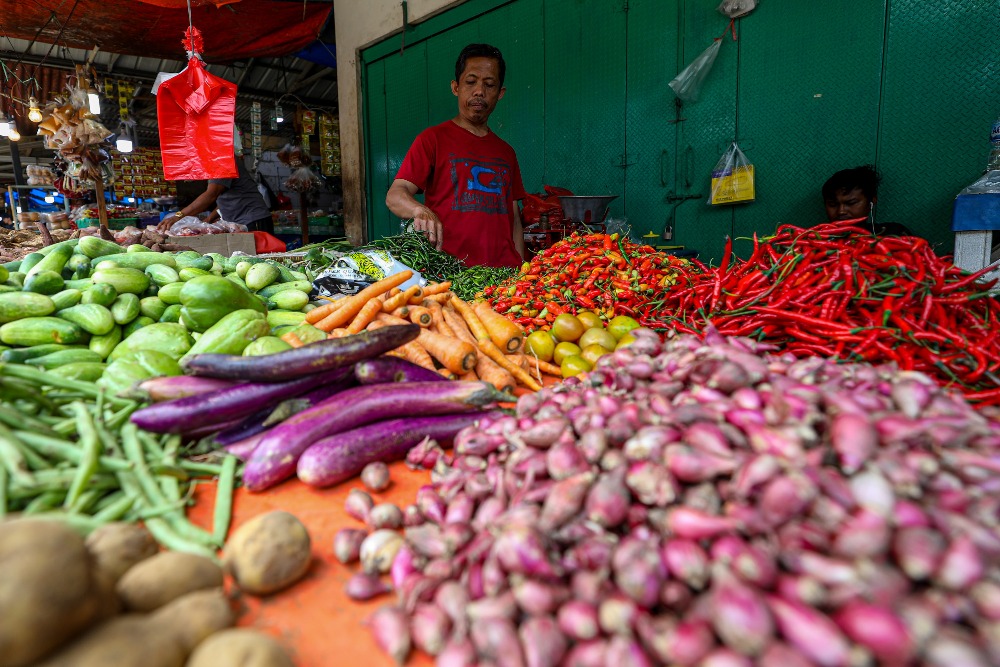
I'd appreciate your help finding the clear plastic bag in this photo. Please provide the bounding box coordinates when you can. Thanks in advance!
[669,39,722,103]
[313,248,424,298]
[717,0,758,19]
[167,217,216,236]
[709,142,756,205]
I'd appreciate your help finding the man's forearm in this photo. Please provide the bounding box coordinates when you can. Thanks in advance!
[386,185,423,220]
[178,191,217,218]
[512,207,525,261]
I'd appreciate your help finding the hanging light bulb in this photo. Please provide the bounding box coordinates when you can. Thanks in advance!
[27,97,43,124]
[274,104,284,124]
[88,88,101,115]
[8,127,21,142]
[116,126,133,153]
[44,195,55,204]
[0,118,9,137]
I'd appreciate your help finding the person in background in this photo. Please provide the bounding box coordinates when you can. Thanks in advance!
[386,43,526,268]
[158,152,272,233]
[822,165,913,236]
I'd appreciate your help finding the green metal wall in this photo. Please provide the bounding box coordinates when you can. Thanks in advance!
[362,0,996,261]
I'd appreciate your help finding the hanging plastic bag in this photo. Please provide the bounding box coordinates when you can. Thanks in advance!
[709,142,756,205]
[717,0,758,19]
[669,39,723,103]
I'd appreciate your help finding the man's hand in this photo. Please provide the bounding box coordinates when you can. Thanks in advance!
[156,213,181,233]
[411,204,444,250]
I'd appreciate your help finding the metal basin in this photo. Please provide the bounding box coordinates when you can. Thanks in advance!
[558,195,618,223]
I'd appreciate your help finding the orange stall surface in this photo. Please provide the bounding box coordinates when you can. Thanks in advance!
[187,461,434,667]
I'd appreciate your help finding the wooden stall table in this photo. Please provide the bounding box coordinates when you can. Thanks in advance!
[188,460,434,667]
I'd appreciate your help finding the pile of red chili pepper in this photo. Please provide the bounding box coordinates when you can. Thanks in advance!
[640,221,1000,405]
[484,232,690,331]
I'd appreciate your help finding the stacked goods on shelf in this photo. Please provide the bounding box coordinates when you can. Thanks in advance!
[111,148,176,201]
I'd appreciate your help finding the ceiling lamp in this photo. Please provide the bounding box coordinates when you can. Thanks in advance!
[8,126,21,142]
[116,129,134,154]
[27,97,43,124]
[0,118,9,137]
[88,88,101,115]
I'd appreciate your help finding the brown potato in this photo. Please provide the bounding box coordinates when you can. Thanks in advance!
[85,522,159,583]
[35,616,186,667]
[150,588,235,653]
[185,628,294,667]
[0,519,104,667]
[222,511,312,595]
[116,551,223,612]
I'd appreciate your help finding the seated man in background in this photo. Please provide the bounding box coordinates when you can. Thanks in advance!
[822,165,913,236]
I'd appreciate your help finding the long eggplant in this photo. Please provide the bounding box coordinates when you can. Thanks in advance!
[124,375,237,403]
[297,411,503,488]
[213,378,358,446]
[130,367,354,434]
[243,381,509,491]
[354,356,447,385]
[181,324,420,382]
[224,431,267,460]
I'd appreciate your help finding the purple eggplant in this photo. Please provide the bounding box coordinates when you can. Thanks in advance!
[243,381,508,492]
[298,411,503,488]
[125,375,237,403]
[354,356,448,385]
[130,367,354,434]
[224,431,267,460]
[181,324,420,382]
[214,378,358,446]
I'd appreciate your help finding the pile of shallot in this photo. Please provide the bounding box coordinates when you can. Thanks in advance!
[345,328,1000,666]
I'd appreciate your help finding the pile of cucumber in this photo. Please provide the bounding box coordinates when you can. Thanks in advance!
[0,236,319,395]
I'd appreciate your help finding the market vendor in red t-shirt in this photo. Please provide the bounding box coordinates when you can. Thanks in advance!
[386,44,526,268]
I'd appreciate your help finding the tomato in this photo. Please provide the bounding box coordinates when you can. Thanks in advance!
[576,310,604,331]
[607,315,641,340]
[553,341,582,365]
[578,327,618,352]
[551,313,585,343]
[560,354,593,378]
[525,330,556,362]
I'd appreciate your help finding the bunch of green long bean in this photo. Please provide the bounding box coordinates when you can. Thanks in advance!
[0,364,236,558]
[364,232,467,283]
[450,265,518,301]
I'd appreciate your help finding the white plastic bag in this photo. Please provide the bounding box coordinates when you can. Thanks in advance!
[669,40,722,103]
[717,0,757,19]
[313,248,424,298]
[709,142,756,205]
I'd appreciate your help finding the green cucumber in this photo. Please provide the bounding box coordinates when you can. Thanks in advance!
[18,253,45,275]
[25,348,103,369]
[110,294,141,325]
[0,343,83,363]
[78,236,123,259]
[50,289,83,311]
[123,316,155,338]
[289,270,308,281]
[91,268,150,295]
[48,361,107,382]
[36,239,78,256]
[0,317,87,346]
[156,282,185,305]
[178,267,212,281]
[22,270,64,295]
[56,304,116,336]
[159,304,182,323]
[235,261,253,279]
[266,310,308,329]
[94,252,177,271]
[139,297,168,321]
[242,336,293,356]
[89,325,122,360]
[245,263,280,291]
[126,244,151,253]
[0,292,56,323]
[145,264,180,286]
[67,254,90,275]
[81,283,118,307]
[2,260,21,273]
[26,243,75,277]
[224,273,248,289]
[6,272,24,289]
[0,266,8,283]
[257,280,313,299]
[173,255,213,272]
[64,278,93,291]
[267,290,310,311]
[0,286,17,294]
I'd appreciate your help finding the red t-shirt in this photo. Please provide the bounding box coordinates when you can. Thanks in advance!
[396,120,526,268]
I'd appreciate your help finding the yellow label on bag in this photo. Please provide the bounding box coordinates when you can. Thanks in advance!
[711,165,756,205]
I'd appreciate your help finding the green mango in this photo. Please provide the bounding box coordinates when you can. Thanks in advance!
[123,316,155,338]
[98,350,182,397]
[181,309,270,360]
[109,322,192,361]
[178,275,266,333]
[242,336,292,356]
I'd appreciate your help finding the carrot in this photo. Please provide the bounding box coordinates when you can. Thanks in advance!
[346,299,383,334]
[474,301,524,354]
[437,368,458,380]
[418,328,477,374]
[459,370,479,382]
[388,287,401,297]
[328,327,350,338]
[310,270,413,330]
[442,308,476,344]
[280,331,307,348]
[383,285,422,312]
[424,300,454,337]
[452,297,542,391]
[421,292,453,304]
[422,281,452,296]
[391,306,410,319]
[522,355,562,378]
[408,306,433,327]
[476,354,515,394]
[369,320,437,371]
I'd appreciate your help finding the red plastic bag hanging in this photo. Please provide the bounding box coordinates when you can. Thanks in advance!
[157,35,238,180]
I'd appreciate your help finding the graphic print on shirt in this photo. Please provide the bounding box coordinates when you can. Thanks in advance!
[449,155,511,215]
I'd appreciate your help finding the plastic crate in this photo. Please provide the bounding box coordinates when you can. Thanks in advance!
[78,217,138,231]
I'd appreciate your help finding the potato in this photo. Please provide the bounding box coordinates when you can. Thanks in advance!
[35,616,186,667]
[185,628,294,667]
[85,522,159,583]
[222,511,312,595]
[150,588,235,653]
[0,519,105,666]
[116,551,223,612]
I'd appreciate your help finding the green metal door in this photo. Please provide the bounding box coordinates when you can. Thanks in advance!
[731,0,887,251]
[364,59,393,241]
[384,41,431,237]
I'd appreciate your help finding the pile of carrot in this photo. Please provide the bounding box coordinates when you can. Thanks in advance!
[297,270,561,394]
